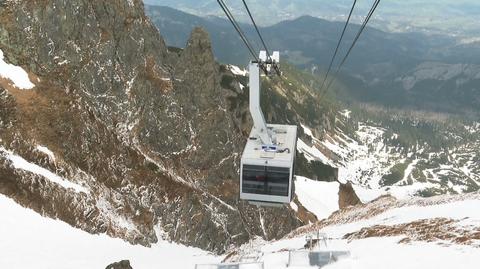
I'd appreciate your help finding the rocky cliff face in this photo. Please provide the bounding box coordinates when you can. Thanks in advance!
[0,0,313,253]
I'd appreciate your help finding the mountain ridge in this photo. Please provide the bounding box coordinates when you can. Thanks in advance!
[1,0,479,263]
[1,0,362,254]
[1,0,331,253]
[145,5,480,116]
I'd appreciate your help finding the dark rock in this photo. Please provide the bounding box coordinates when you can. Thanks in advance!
[338,181,362,209]
[106,260,133,269]
[0,87,17,129]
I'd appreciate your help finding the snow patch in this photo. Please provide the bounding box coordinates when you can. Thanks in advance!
[400,159,419,183]
[297,139,334,166]
[0,49,35,89]
[96,196,137,231]
[339,109,351,119]
[0,146,88,193]
[228,64,248,76]
[300,124,314,139]
[35,145,56,162]
[290,201,298,212]
[351,185,384,204]
[125,74,136,96]
[295,176,339,220]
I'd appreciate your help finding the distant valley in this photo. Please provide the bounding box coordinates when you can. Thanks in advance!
[144,0,480,36]
[146,5,480,116]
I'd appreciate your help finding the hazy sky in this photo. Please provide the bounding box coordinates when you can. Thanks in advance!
[145,0,480,36]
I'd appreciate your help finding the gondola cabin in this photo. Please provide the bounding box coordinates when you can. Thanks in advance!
[240,124,297,205]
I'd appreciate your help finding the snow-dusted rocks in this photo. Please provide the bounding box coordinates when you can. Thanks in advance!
[300,117,480,200]
[0,146,88,193]
[0,0,306,254]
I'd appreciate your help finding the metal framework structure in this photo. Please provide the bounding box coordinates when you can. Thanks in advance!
[287,232,351,267]
[194,262,264,269]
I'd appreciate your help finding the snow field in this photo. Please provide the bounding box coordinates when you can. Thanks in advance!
[0,194,219,269]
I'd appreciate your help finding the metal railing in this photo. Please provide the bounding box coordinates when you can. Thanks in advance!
[195,262,264,269]
[287,250,351,268]
[288,231,351,268]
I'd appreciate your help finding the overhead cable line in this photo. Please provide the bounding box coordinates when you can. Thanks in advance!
[241,0,281,76]
[321,0,381,98]
[242,0,271,59]
[319,0,357,93]
[217,0,259,62]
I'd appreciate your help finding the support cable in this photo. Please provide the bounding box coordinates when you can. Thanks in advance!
[217,0,259,62]
[319,0,357,92]
[321,0,381,98]
[242,0,271,59]
[241,0,281,76]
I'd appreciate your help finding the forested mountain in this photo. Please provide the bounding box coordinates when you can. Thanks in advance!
[146,5,480,116]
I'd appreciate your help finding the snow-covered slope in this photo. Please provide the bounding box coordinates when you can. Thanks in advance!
[224,192,480,269]
[294,176,340,220]
[0,194,218,269]
[294,176,383,220]
[2,172,479,269]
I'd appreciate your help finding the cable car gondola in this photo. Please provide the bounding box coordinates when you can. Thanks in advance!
[219,0,381,207]
[240,51,297,206]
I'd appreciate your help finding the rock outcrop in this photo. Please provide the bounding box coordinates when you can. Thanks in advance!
[0,0,309,253]
[338,181,362,209]
[106,260,133,269]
